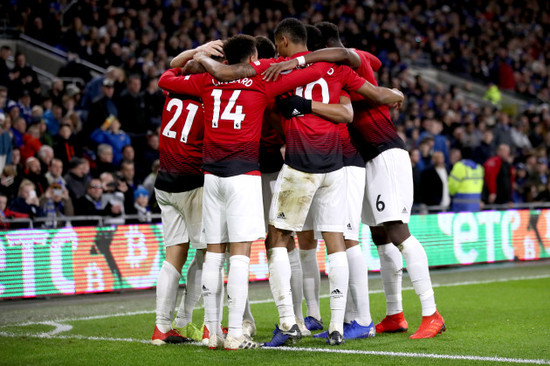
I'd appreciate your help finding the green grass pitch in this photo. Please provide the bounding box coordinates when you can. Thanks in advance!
[1,261,549,366]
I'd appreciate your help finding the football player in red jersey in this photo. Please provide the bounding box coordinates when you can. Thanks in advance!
[159,34,331,350]
[152,41,223,345]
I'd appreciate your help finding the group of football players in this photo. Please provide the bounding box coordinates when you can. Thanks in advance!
[150,18,445,350]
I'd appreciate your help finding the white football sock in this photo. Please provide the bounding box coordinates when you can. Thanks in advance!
[155,261,181,333]
[346,245,372,326]
[399,236,436,317]
[327,251,349,335]
[288,248,304,320]
[174,250,204,328]
[202,252,225,336]
[268,247,295,327]
[377,243,404,316]
[227,255,250,339]
[300,248,321,320]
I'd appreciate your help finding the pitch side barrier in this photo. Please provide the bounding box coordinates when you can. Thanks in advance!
[1,208,549,299]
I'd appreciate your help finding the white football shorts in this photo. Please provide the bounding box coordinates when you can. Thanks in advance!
[344,165,366,241]
[261,171,279,230]
[155,187,206,249]
[362,148,413,227]
[269,164,346,233]
[203,174,265,243]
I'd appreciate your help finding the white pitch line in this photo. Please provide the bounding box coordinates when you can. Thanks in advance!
[3,273,550,327]
[0,331,548,365]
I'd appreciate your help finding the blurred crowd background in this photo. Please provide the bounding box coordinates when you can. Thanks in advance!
[0,0,549,228]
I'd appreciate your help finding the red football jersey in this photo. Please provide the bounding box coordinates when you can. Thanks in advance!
[154,80,205,192]
[252,52,366,174]
[348,49,406,162]
[158,63,329,177]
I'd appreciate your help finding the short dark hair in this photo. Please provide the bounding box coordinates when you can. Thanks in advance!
[315,21,342,47]
[274,18,307,45]
[255,36,276,59]
[223,35,257,65]
[305,25,323,51]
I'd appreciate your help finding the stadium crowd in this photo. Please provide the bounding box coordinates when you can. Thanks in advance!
[0,0,550,227]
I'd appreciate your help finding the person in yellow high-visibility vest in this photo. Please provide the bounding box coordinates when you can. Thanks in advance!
[448,147,484,211]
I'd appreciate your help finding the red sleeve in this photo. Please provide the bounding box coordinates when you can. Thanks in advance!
[266,62,331,98]
[483,157,501,195]
[250,58,280,75]
[340,65,367,93]
[158,68,203,97]
[365,52,382,71]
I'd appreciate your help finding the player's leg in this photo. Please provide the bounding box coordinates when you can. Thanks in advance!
[152,188,192,345]
[201,175,229,349]
[172,187,206,339]
[370,225,408,333]
[287,237,308,335]
[297,230,322,331]
[265,164,321,346]
[223,174,264,350]
[384,221,445,339]
[341,165,374,339]
[314,168,349,345]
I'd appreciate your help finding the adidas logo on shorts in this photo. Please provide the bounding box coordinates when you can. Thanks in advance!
[202,285,211,296]
[330,288,344,298]
[347,223,352,229]
[402,207,408,213]
[277,212,286,220]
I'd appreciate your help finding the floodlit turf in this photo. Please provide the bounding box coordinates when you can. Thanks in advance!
[1,264,550,365]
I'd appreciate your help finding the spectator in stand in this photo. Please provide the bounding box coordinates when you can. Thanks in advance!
[20,124,42,163]
[90,115,131,167]
[118,159,138,213]
[0,165,19,202]
[0,46,11,87]
[45,158,66,188]
[0,192,8,228]
[55,122,79,168]
[510,117,533,154]
[492,112,514,154]
[117,74,148,139]
[129,185,151,223]
[0,112,12,172]
[535,181,550,202]
[448,147,484,212]
[99,171,125,225]
[92,143,117,176]
[417,118,450,166]
[80,66,123,116]
[143,76,164,128]
[36,145,54,174]
[8,179,41,218]
[472,129,495,166]
[484,143,515,206]
[10,116,26,148]
[64,157,90,201]
[416,136,434,173]
[142,131,160,173]
[48,78,65,108]
[420,151,450,209]
[81,78,118,148]
[74,178,115,226]
[0,85,8,113]
[38,182,74,228]
[17,90,32,124]
[43,103,63,137]
[121,144,146,182]
[21,157,48,197]
[8,52,40,101]
[528,157,549,198]
[513,163,529,203]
